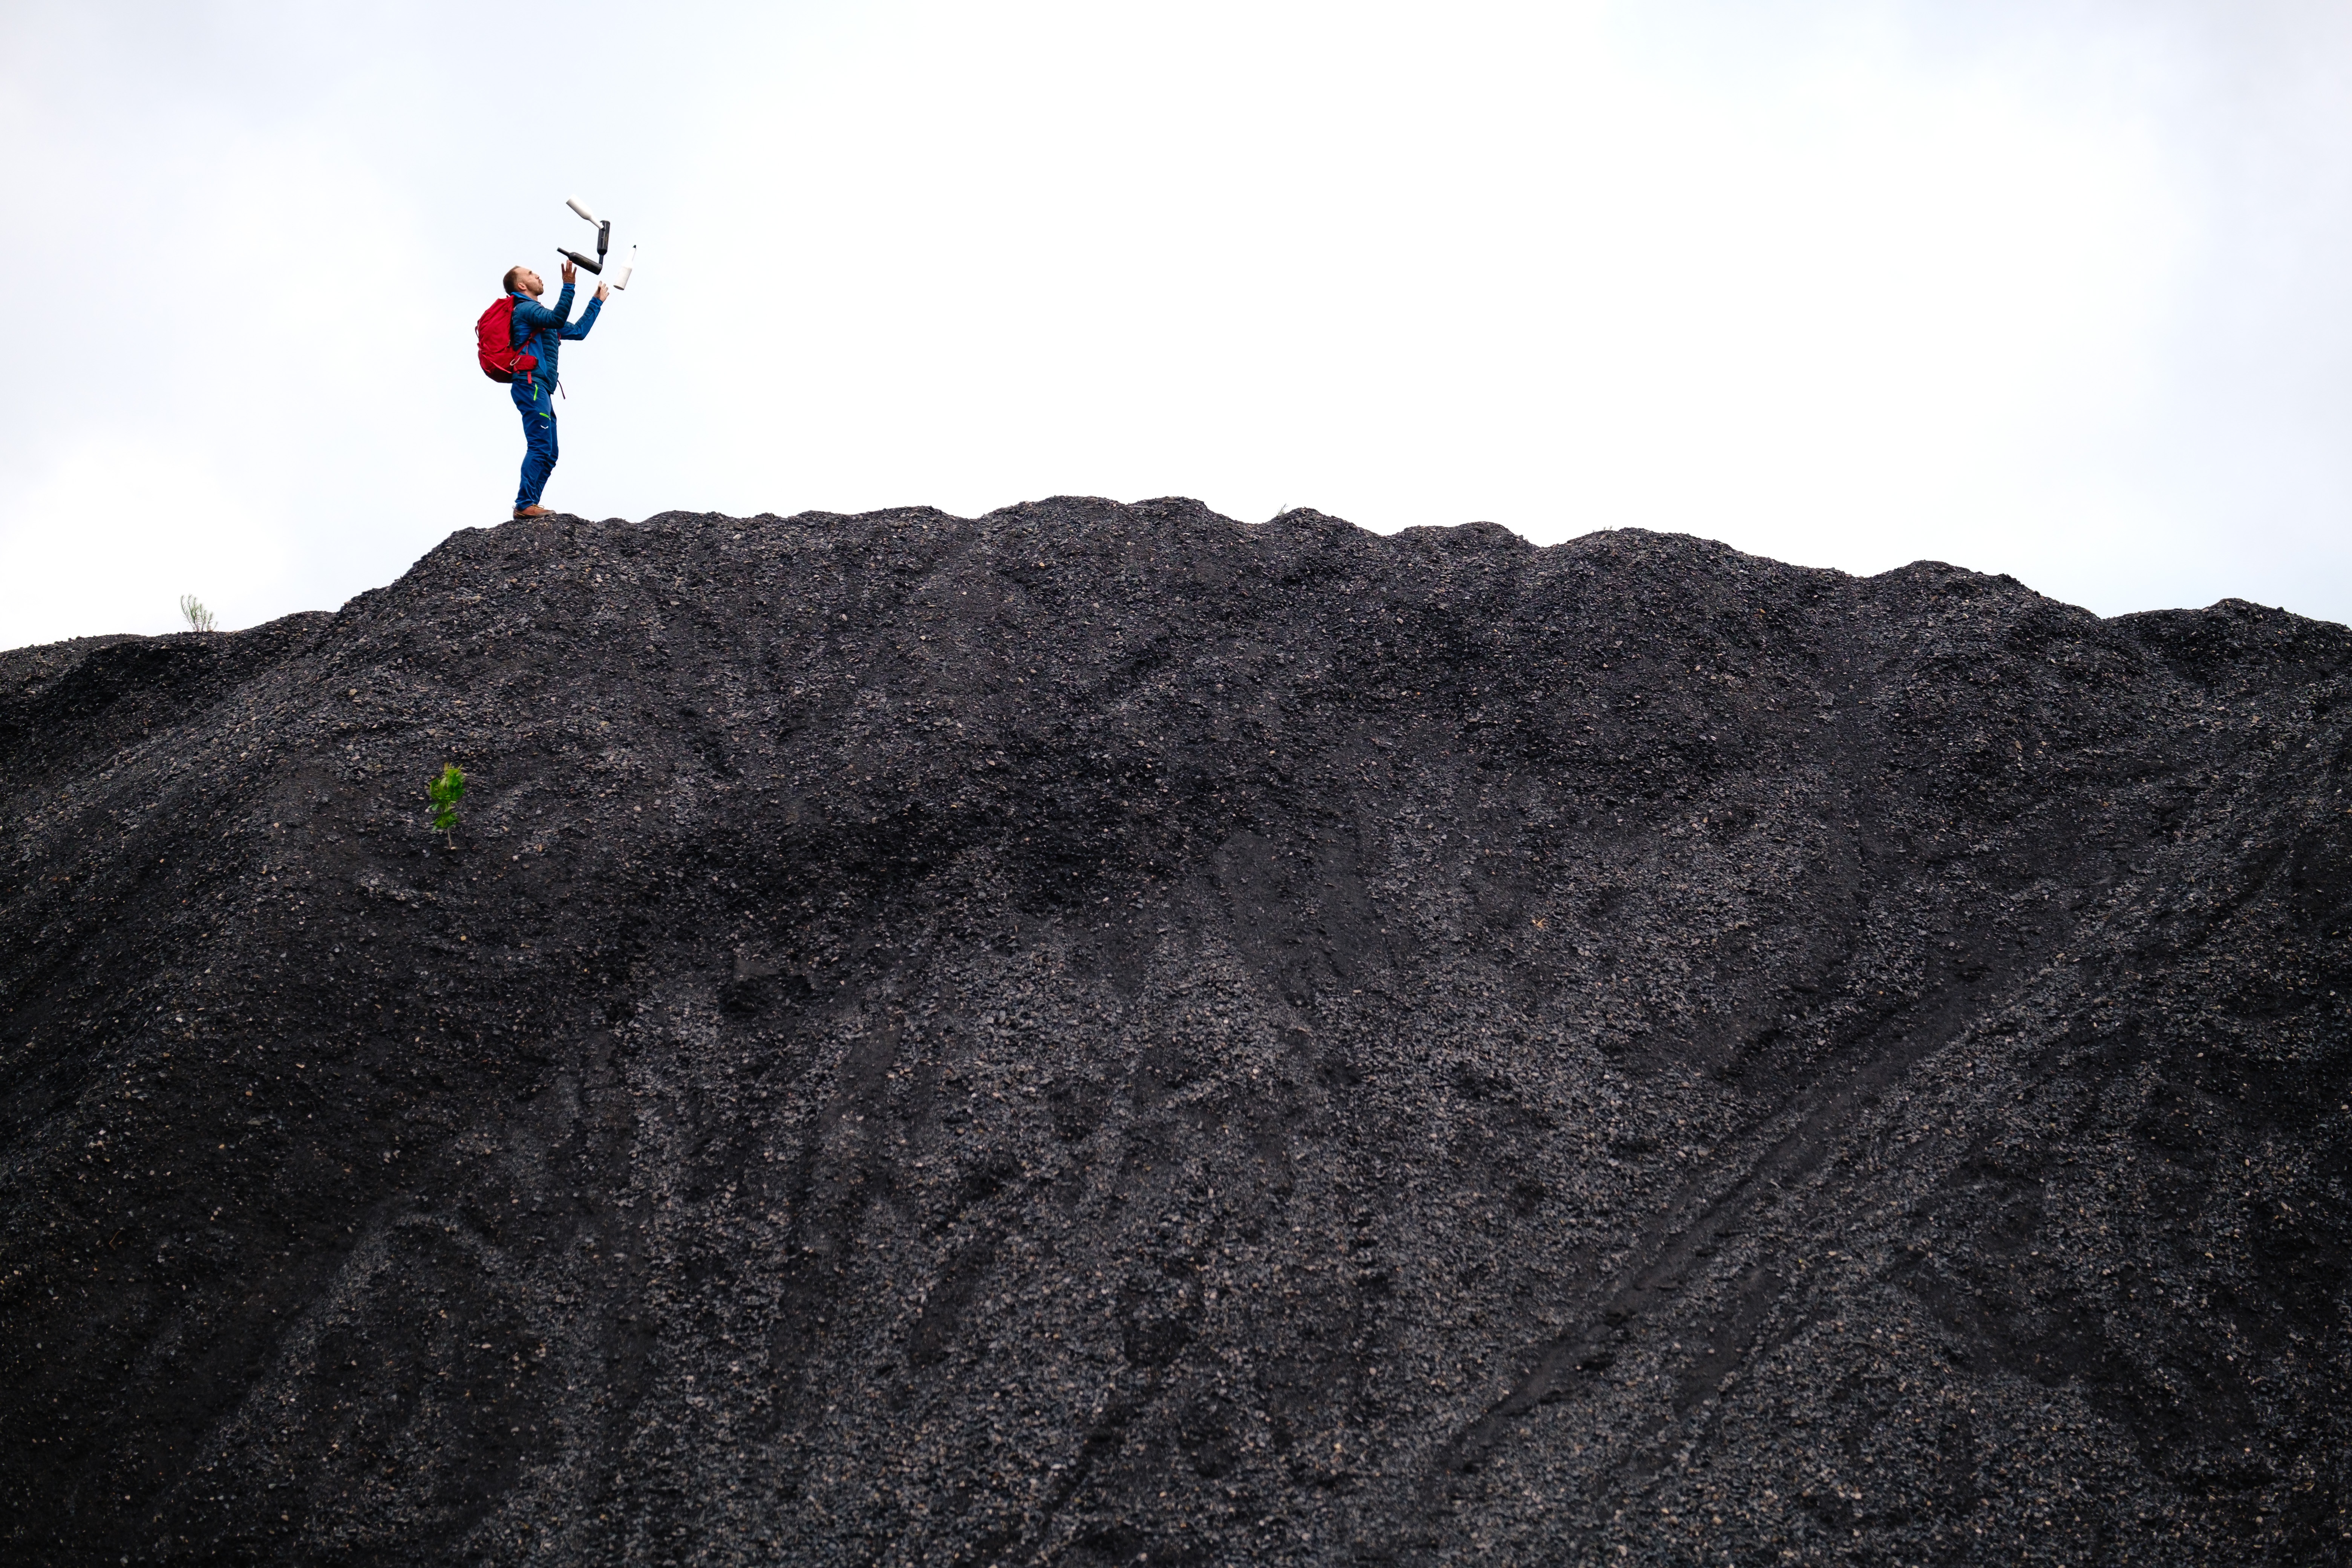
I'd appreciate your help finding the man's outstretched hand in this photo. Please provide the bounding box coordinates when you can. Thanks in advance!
[560,259,577,286]
[595,282,611,301]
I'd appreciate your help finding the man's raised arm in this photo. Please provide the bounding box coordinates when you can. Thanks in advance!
[560,288,606,341]
[517,262,581,329]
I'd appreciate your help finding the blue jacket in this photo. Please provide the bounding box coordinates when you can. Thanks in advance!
[509,283,602,409]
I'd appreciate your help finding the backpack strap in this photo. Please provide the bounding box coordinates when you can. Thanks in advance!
[509,295,544,388]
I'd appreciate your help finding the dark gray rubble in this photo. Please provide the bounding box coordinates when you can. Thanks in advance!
[2,496,2348,1565]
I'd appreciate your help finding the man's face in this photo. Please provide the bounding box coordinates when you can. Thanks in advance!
[514,267,544,297]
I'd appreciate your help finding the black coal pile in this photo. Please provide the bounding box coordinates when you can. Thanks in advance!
[5,496,2350,1565]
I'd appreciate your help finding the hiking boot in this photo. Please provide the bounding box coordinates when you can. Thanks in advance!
[513,506,553,519]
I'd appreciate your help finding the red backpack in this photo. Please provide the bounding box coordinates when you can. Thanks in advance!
[475,296,540,384]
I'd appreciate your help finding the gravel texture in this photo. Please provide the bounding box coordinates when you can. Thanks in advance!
[3,495,2350,1565]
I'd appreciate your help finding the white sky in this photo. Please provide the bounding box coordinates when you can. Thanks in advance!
[4,1,2350,645]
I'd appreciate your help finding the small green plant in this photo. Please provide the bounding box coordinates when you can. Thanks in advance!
[178,594,216,632]
[427,764,467,845]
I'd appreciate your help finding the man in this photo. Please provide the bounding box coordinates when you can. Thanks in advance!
[505,259,609,520]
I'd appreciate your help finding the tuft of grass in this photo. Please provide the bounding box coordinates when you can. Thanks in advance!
[428,764,467,846]
[178,594,216,633]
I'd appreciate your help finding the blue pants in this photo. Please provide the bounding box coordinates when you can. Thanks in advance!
[516,404,558,510]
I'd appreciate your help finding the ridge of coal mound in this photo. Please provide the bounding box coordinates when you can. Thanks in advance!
[5,496,2350,1564]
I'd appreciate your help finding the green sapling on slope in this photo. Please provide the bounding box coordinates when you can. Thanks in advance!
[428,764,467,846]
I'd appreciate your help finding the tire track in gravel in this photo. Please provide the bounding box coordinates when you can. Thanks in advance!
[1405,645,2084,1540]
[1427,1007,1958,1486]
[1401,875,2203,1560]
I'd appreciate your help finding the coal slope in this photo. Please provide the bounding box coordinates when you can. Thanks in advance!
[4,497,2351,1567]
